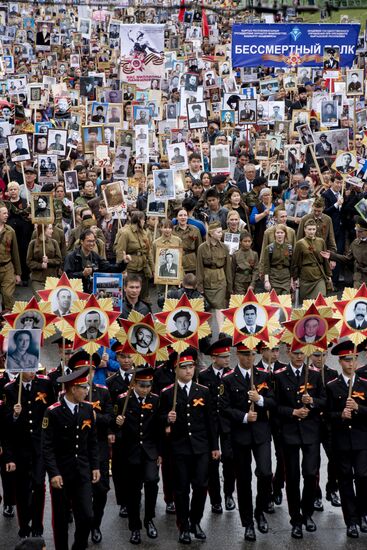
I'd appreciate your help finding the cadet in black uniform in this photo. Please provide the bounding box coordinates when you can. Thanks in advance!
[159,349,219,544]
[0,368,16,518]
[115,367,160,545]
[42,366,100,550]
[68,350,114,545]
[106,344,134,517]
[199,337,235,514]
[274,349,326,539]
[0,396,16,514]
[220,344,276,542]
[255,342,286,507]
[5,371,55,538]
[47,337,74,396]
[152,349,176,515]
[327,341,367,538]
[310,351,341,510]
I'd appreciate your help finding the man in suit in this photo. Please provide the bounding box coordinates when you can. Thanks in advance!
[131,326,155,354]
[220,344,276,541]
[80,311,104,340]
[315,133,333,157]
[170,310,193,338]
[274,349,326,539]
[347,301,367,330]
[239,304,263,335]
[336,152,354,174]
[239,101,256,122]
[159,349,219,544]
[159,251,178,278]
[11,137,29,157]
[323,177,346,287]
[299,317,322,343]
[199,337,235,514]
[268,138,280,158]
[189,104,206,124]
[327,341,367,538]
[36,23,50,46]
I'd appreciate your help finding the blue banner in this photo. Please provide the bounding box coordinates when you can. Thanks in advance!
[232,24,360,68]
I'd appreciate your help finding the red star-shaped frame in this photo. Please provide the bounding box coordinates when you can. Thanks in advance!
[282,303,339,352]
[334,283,367,343]
[155,293,211,350]
[62,294,120,350]
[3,296,59,344]
[222,288,280,347]
[118,313,173,367]
[37,273,89,308]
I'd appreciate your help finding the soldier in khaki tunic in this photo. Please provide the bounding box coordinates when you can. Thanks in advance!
[173,209,202,274]
[114,211,154,300]
[292,219,332,304]
[296,198,337,253]
[197,221,232,329]
[263,224,294,295]
[320,216,367,288]
[259,207,296,275]
[26,224,62,293]
[0,203,21,310]
[232,231,259,294]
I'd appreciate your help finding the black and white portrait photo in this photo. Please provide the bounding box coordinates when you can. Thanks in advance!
[38,154,58,183]
[346,69,364,96]
[187,101,208,129]
[167,308,198,339]
[235,303,266,335]
[6,329,41,372]
[346,300,367,330]
[8,133,31,162]
[15,311,43,330]
[64,170,79,193]
[167,143,188,170]
[51,287,76,317]
[211,144,230,173]
[334,151,357,175]
[103,181,125,212]
[153,169,175,200]
[130,324,157,355]
[239,100,257,123]
[47,129,67,156]
[77,309,107,341]
[154,246,182,285]
[320,100,338,128]
[31,192,53,224]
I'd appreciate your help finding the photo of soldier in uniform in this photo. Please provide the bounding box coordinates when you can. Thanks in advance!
[31,193,54,224]
[6,329,41,372]
[167,309,197,338]
[8,133,31,162]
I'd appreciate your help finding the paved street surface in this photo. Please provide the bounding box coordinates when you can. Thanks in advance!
[1,284,366,548]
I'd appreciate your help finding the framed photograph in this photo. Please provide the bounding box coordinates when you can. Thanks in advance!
[268,163,280,187]
[6,329,41,373]
[129,323,158,356]
[80,77,96,100]
[297,123,315,145]
[292,110,310,133]
[355,197,367,221]
[260,78,279,97]
[64,170,79,193]
[295,199,314,219]
[35,121,52,134]
[220,109,235,130]
[38,154,58,184]
[153,169,175,200]
[133,106,151,126]
[167,142,188,171]
[154,245,182,285]
[102,181,125,212]
[35,21,52,50]
[297,67,312,85]
[47,129,67,156]
[356,109,367,131]
[187,101,208,129]
[93,273,123,311]
[235,303,267,336]
[107,104,122,125]
[166,103,178,121]
[223,233,240,256]
[147,192,166,216]
[91,102,108,123]
[333,150,357,175]
[347,69,364,96]
[31,192,54,224]
[82,125,104,154]
[78,18,91,39]
[211,144,230,173]
[320,100,338,127]
[8,133,31,162]
[284,75,297,90]
[255,139,269,160]
[76,308,109,342]
[239,100,257,123]
[268,101,285,122]
[122,83,136,101]
[33,134,48,155]
[285,144,301,174]
[166,307,199,339]
[323,46,340,71]
[184,73,199,92]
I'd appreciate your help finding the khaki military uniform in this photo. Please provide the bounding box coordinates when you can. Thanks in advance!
[263,242,292,295]
[173,225,202,274]
[32,225,66,259]
[196,241,232,309]
[232,248,259,294]
[259,225,296,274]
[26,237,62,293]
[67,223,105,253]
[297,213,337,252]
[330,238,367,288]
[292,237,331,303]
[114,224,153,300]
[0,224,21,310]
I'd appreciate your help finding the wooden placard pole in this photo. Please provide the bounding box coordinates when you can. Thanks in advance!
[89,355,93,401]
[41,223,46,258]
[320,350,325,387]
[172,352,181,412]
[349,343,357,399]
[353,97,357,152]
[17,371,23,404]
[21,162,30,207]
[304,354,310,394]
[307,143,325,189]
[121,371,136,418]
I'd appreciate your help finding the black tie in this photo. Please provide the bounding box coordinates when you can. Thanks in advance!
[295,370,301,382]
[138,397,144,406]
[183,384,189,397]
[124,373,130,384]
[74,405,78,416]
[217,371,222,381]
[25,383,31,392]
[245,372,250,383]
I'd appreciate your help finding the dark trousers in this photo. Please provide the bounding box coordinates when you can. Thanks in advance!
[233,440,272,527]
[283,442,319,526]
[315,422,338,499]
[15,458,45,535]
[271,427,285,495]
[92,459,110,529]
[0,459,16,506]
[336,448,367,527]
[126,459,159,531]
[172,453,209,531]
[161,440,174,503]
[208,433,235,505]
[111,444,127,506]
[50,479,93,550]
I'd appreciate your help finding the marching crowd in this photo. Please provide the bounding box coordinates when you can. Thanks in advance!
[0,1,367,549]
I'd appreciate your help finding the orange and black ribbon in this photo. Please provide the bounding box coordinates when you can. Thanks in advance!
[142,403,153,410]
[82,419,92,430]
[193,398,204,407]
[297,383,313,394]
[352,391,365,400]
[35,392,47,404]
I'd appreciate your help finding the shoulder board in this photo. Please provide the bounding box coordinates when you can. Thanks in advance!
[199,367,209,374]
[327,378,338,385]
[309,365,319,372]
[223,369,234,378]
[195,382,207,389]
[117,392,128,399]
[48,402,61,410]
[358,377,367,383]
[4,380,16,388]
[94,384,108,389]
[256,366,266,372]
[274,367,287,374]
[162,383,174,392]
[37,374,50,380]
[150,392,159,398]
[155,364,163,370]
[355,365,366,371]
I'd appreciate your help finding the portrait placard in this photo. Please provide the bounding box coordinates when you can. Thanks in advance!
[6,329,41,373]
[30,192,54,224]
[154,246,182,285]
[8,133,31,162]
[102,181,125,212]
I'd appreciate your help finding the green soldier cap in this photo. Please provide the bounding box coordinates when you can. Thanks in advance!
[208,221,222,232]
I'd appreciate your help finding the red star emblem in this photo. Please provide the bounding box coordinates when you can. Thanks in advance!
[283,303,339,352]
[335,283,367,339]
[37,273,89,307]
[3,296,59,345]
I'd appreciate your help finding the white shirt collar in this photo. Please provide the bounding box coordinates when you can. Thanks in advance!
[290,364,303,376]
[120,368,131,379]
[213,367,224,377]
[238,365,251,379]
[261,361,274,372]
[342,373,354,386]
[178,380,192,392]
[133,390,145,403]
[64,395,78,413]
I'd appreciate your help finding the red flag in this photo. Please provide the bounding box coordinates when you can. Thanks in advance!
[202,2,209,38]
[178,0,185,22]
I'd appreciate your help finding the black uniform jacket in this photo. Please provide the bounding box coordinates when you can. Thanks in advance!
[198,365,232,435]
[219,366,275,446]
[89,383,114,461]
[159,381,218,456]
[326,373,367,451]
[274,364,326,445]
[42,396,99,483]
